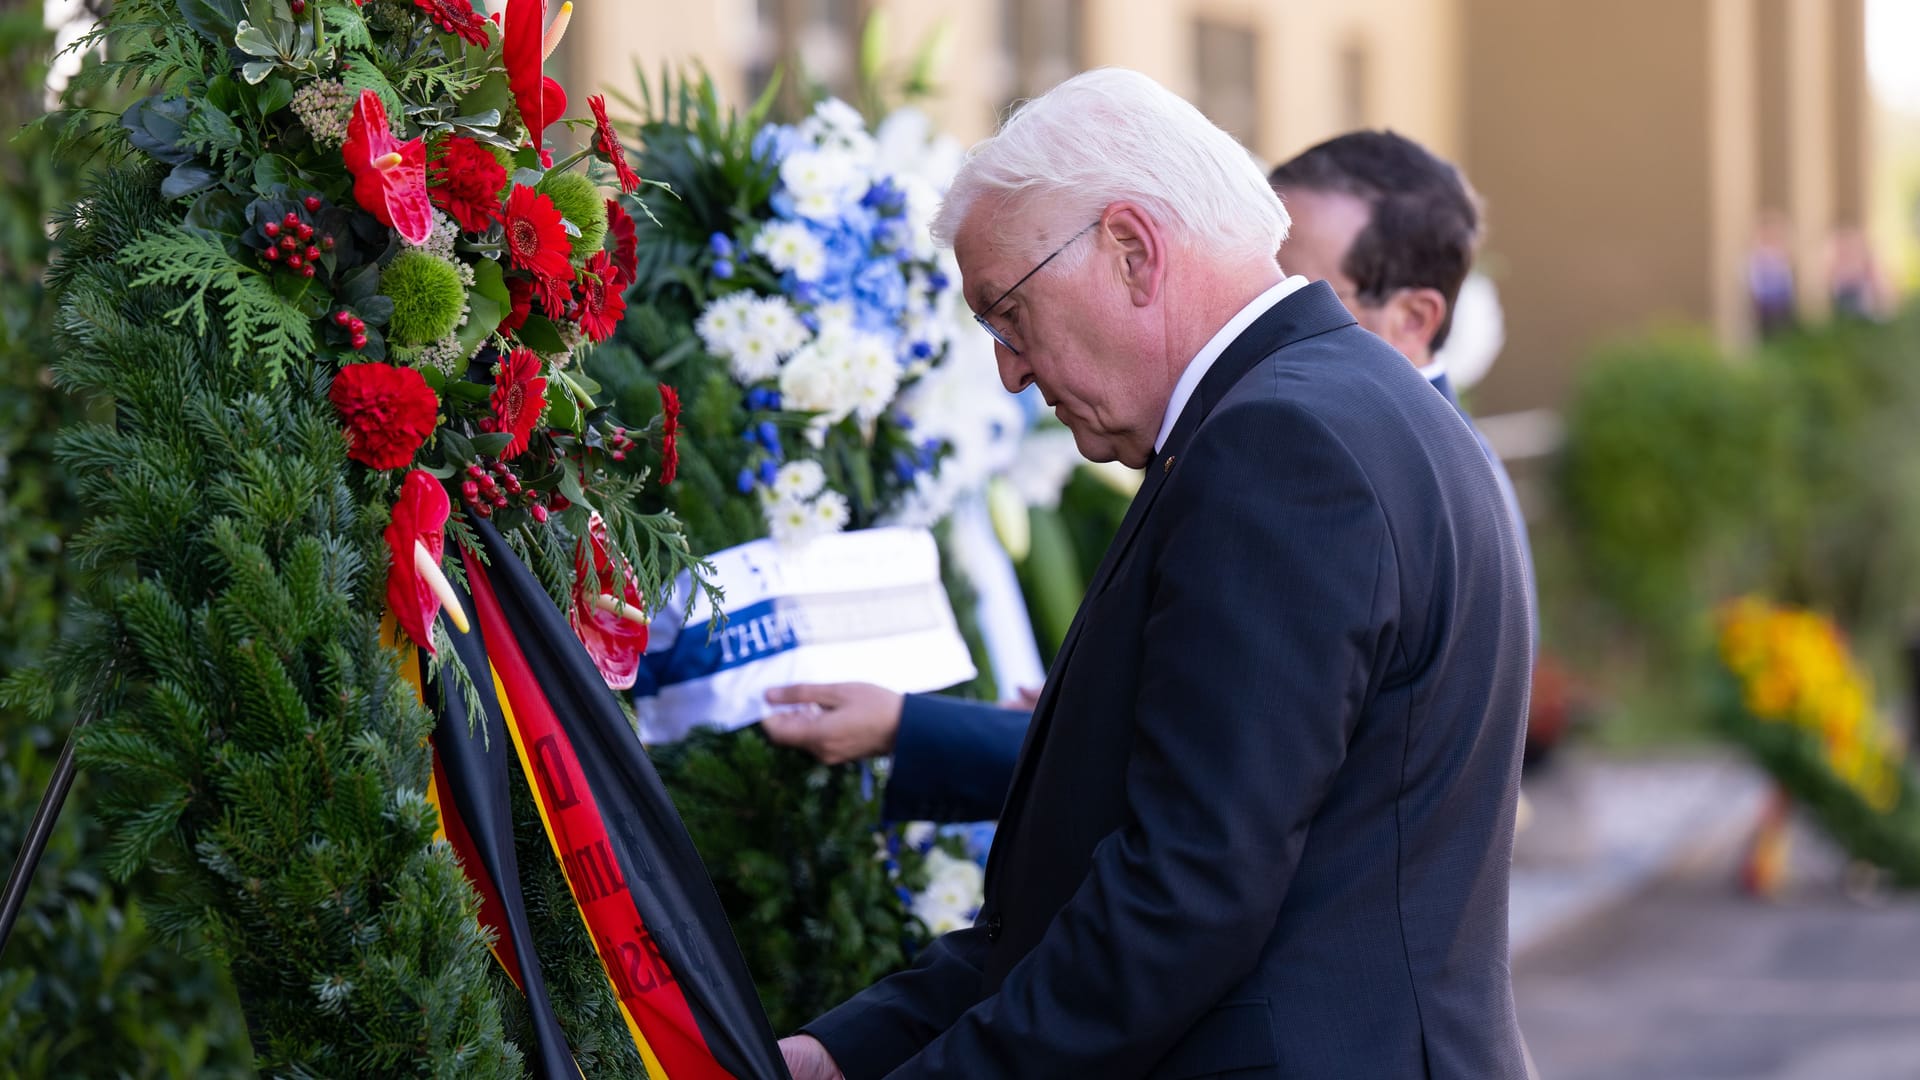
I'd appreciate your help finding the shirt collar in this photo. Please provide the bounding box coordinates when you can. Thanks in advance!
[1153,276,1311,453]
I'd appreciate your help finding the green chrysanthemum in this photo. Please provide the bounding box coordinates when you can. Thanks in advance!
[536,170,608,262]
[381,250,467,346]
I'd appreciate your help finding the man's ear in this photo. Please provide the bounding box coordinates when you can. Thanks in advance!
[1101,203,1166,308]
[1388,286,1449,352]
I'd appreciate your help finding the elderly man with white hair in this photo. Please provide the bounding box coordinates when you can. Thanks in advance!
[780,68,1534,1080]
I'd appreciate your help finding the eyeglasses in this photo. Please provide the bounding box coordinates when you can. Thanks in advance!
[972,220,1099,355]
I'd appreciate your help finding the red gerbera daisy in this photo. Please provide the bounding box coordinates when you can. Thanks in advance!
[428,135,507,233]
[413,0,491,46]
[605,198,638,290]
[490,347,547,459]
[503,183,573,302]
[587,94,641,195]
[658,383,680,487]
[571,251,627,343]
[330,362,440,470]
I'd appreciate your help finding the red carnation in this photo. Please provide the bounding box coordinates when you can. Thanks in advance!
[490,347,547,460]
[414,0,491,46]
[341,91,431,245]
[330,362,440,470]
[606,198,638,290]
[429,135,507,232]
[501,276,536,335]
[658,383,680,487]
[569,511,649,690]
[571,251,627,343]
[385,469,454,654]
[504,183,573,310]
[588,94,641,195]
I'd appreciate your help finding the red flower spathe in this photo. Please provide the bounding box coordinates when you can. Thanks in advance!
[569,511,649,690]
[490,347,547,460]
[504,0,566,150]
[572,251,627,343]
[588,94,641,195]
[605,198,638,290]
[342,91,432,245]
[658,383,680,487]
[330,362,440,470]
[385,469,452,654]
[504,183,573,312]
[429,135,507,233]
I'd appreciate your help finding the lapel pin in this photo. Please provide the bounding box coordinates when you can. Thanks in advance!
[1163,454,1176,473]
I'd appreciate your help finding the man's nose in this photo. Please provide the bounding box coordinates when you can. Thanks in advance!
[996,348,1033,395]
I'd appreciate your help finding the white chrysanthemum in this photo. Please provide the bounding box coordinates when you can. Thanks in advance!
[779,346,857,421]
[728,330,782,384]
[810,490,850,533]
[902,822,936,849]
[746,295,810,359]
[773,460,827,500]
[780,148,864,222]
[852,365,900,423]
[696,292,755,359]
[764,495,817,546]
[752,223,828,284]
[910,849,984,934]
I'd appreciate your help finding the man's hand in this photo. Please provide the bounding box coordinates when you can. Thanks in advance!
[762,682,905,765]
[779,1034,845,1080]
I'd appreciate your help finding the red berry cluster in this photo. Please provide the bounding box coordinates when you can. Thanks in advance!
[291,0,306,12]
[605,426,639,462]
[259,198,334,280]
[460,461,524,519]
[331,309,370,351]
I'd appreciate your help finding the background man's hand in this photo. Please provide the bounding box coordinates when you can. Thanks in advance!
[779,1034,844,1080]
[762,682,905,764]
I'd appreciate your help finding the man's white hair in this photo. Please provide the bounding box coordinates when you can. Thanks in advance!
[932,68,1289,266]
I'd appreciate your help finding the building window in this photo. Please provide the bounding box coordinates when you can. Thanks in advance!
[746,0,868,113]
[1193,17,1261,149]
[1339,38,1371,130]
[996,0,1086,111]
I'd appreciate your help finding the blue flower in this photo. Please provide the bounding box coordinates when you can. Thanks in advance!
[910,340,934,360]
[736,468,756,494]
[757,420,779,447]
[708,232,735,257]
[928,270,950,292]
[893,450,917,483]
[759,458,778,485]
[713,258,734,280]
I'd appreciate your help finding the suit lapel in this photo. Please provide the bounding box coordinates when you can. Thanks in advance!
[987,282,1356,870]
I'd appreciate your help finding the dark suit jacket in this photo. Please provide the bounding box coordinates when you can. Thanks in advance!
[1430,371,1537,640]
[810,282,1533,1078]
[883,694,1029,823]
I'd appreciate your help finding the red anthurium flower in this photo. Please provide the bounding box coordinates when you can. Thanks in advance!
[658,383,680,487]
[568,511,649,690]
[503,183,573,312]
[490,347,547,459]
[342,90,432,245]
[385,469,455,654]
[501,275,536,335]
[587,94,641,194]
[429,135,507,232]
[504,0,567,150]
[605,198,638,289]
[330,362,440,470]
[571,251,627,343]
[413,0,491,46]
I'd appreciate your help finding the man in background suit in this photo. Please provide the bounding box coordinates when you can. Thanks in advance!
[768,131,1536,833]
[779,69,1533,1080]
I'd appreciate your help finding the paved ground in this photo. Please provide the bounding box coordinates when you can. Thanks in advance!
[1515,822,1920,1080]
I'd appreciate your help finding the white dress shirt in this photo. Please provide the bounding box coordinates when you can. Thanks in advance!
[1153,276,1311,453]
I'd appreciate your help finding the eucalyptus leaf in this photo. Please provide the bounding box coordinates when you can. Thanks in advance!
[161,163,220,201]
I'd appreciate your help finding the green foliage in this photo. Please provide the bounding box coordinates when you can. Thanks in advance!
[537,169,609,262]
[28,160,521,1076]
[118,224,315,384]
[381,250,467,345]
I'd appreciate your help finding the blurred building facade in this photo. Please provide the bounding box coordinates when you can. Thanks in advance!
[564,0,1872,415]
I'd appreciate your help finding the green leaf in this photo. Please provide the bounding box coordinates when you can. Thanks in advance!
[470,432,513,457]
[455,258,509,357]
[446,380,492,403]
[516,316,565,354]
[183,191,248,237]
[240,60,276,85]
[440,427,476,463]
[544,381,581,433]
[234,22,279,58]
[177,0,246,45]
[255,76,295,117]
[252,154,290,190]
[161,163,219,201]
